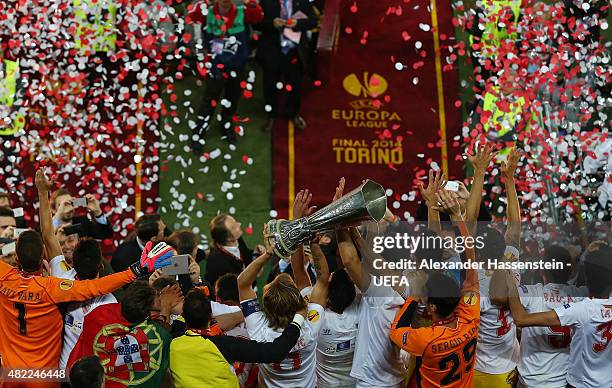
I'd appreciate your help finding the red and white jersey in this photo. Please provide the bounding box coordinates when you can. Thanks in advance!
[350,275,406,386]
[554,297,612,388]
[316,294,361,388]
[517,283,588,388]
[49,255,116,369]
[241,298,325,388]
[211,301,255,387]
[475,246,521,374]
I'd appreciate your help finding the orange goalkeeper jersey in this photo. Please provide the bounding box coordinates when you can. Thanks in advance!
[390,266,481,388]
[0,258,135,369]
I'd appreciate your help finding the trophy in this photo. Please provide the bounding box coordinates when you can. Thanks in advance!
[266,180,387,258]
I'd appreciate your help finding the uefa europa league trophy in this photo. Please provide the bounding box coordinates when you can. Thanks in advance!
[266,180,387,258]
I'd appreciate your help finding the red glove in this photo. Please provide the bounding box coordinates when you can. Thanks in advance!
[130,241,174,277]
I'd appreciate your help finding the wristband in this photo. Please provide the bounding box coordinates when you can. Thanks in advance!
[130,262,147,278]
[291,313,305,328]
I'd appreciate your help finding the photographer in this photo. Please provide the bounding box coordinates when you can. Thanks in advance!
[50,189,113,240]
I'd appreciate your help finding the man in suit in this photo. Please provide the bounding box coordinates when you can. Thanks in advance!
[111,214,165,272]
[255,0,317,131]
[50,189,113,240]
[205,213,264,291]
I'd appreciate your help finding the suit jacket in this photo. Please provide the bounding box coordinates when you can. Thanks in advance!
[255,0,317,68]
[204,237,254,289]
[72,214,114,240]
[111,238,142,273]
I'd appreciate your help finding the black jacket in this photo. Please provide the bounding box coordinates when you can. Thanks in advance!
[204,237,253,289]
[254,0,317,68]
[71,215,114,240]
[111,238,142,273]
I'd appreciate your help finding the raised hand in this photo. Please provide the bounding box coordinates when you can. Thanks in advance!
[263,223,274,255]
[293,189,317,219]
[188,258,201,283]
[467,143,497,175]
[85,194,103,217]
[148,269,164,286]
[433,189,462,218]
[158,284,184,317]
[131,241,175,277]
[35,169,53,193]
[501,147,521,178]
[333,177,345,202]
[419,169,447,205]
[456,181,470,202]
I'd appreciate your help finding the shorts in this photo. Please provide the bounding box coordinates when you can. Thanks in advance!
[473,369,515,388]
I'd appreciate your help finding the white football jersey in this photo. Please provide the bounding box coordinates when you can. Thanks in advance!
[316,294,361,388]
[241,298,324,388]
[49,255,116,369]
[517,283,588,388]
[475,246,521,374]
[554,297,612,388]
[350,275,406,386]
[210,302,254,388]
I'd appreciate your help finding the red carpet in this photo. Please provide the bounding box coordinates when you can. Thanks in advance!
[273,0,463,219]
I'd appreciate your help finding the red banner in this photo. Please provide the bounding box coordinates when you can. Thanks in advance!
[273,0,464,219]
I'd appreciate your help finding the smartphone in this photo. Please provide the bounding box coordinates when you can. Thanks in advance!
[13,207,24,217]
[13,228,28,238]
[445,181,459,192]
[63,223,83,236]
[2,242,16,256]
[73,197,87,207]
[161,254,191,276]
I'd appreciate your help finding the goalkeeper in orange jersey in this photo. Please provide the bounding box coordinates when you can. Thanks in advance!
[0,169,174,374]
[389,190,481,388]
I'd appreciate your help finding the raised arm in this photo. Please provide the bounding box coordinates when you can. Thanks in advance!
[35,169,63,259]
[501,148,521,249]
[505,269,561,327]
[336,228,367,292]
[290,189,317,290]
[307,239,330,306]
[238,252,270,301]
[333,178,369,292]
[239,227,273,301]
[465,144,496,235]
[44,241,175,303]
[418,169,446,234]
[44,268,136,303]
[290,247,311,290]
[435,190,477,291]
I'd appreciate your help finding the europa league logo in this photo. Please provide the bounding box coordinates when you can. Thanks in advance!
[266,180,387,258]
